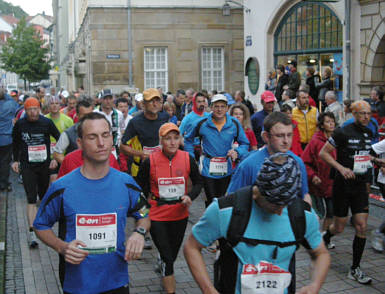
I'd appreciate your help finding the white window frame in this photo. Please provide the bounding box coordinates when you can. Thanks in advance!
[201,47,224,91]
[144,47,168,92]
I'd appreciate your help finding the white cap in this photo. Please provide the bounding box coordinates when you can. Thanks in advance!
[135,93,143,102]
[61,90,69,98]
[211,94,227,104]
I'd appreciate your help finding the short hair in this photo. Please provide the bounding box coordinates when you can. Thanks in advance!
[280,104,292,113]
[229,103,252,130]
[115,97,129,107]
[290,60,297,68]
[317,112,336,130]
[195,92,205,99]
[77,112,111,139]
[76,98,92,114]
[323,66,332,78]
[163,101,176,114]
[263,112,292,133]
[325,91,336,101]
[176,89,185,97]
[236,90,245,100]
[277,64,285,73]
[299,84,310,94]
[120,91,131,98]
[67,95,77,101]
[373,86,385,101]
[283,89,294,98]
[307,67,315,75]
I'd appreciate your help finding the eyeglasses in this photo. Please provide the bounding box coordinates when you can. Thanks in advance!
[356,111,371,116]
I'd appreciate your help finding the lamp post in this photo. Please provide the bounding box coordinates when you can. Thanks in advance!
[222,0,251,16]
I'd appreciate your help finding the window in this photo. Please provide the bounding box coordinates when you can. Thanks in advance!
[144,47,168,91]
[201,47,224,91]
[274,3,342,55]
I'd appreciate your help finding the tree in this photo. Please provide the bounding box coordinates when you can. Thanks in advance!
[0,17,50,89]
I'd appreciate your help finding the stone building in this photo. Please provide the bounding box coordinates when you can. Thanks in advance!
[52,0,244,95]
[243,0,385,106]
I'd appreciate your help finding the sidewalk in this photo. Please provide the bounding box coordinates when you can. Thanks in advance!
[2,170,385,294]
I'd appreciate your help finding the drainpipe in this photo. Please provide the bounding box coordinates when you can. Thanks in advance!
[345,0,351,100]
[127,0,133,88]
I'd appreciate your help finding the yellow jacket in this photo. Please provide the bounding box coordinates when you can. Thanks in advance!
[292,107,317,144]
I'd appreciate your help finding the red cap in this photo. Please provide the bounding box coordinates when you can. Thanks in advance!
[261,91,276,103]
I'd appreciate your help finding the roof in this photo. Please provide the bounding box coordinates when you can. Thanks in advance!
[1,14,19,27]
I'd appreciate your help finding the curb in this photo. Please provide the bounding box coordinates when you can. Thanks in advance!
[0,190,7,294]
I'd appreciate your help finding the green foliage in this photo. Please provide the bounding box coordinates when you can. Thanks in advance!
[0,0,27,19]
[0,17,50,82]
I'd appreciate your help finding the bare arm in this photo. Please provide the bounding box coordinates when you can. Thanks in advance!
[183,234,219,294]
[297,242,330,294]
[119,143,148,160]
[319,141,355,180]
[53,152,65,164]
[35,229,89,264]
[125,217,151,261]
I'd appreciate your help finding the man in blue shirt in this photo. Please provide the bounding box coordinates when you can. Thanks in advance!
[34,112,150,294]
[184,153,330,294]
[0,89,18,191]
[251,90,276,148]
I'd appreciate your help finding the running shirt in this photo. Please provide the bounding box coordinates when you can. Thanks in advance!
[329,123,373,182]
[12,115,60,165]
[45,113,74,153]
[121,112,168,148]
[33,168,147,294]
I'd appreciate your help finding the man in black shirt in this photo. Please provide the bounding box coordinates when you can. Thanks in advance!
[320,100,373,285]
[11,97,60,248]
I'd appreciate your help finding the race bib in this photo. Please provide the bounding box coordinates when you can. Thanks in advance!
[76,213,117,254]
[209,157,228,176]
[158,177,185,200]
[143,145,161,154]
[353,155,372,174]
[50,142,56,155]
[241,262,292,294]
[28,145,47,163]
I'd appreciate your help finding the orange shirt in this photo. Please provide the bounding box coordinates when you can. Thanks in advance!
[212,117,226,132]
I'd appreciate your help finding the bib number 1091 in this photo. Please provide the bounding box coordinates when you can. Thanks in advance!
[89,232,106,240]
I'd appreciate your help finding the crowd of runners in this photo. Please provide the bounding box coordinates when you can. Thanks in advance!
[0,67,384,294]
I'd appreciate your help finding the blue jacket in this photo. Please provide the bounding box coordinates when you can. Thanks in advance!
[179,111,210,146]
[184,113,249,178]
[0,94,18,146]
[251,109,270,148]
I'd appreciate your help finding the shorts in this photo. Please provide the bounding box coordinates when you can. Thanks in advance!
[332,179,369,217]
[20,162,50,204]
[202,175,231,207]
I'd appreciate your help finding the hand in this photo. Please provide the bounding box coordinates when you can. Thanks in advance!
[141,151,150,161]
[49,159,58,170]
[296,283,319,294]
[61,240,89,265]
[181,195,192,208]
[338,167,355,180]
[11,162,20,173]
[312,176,322,185]
[381,167,385,175]
[227,149,238,161]
[125,232,145,261]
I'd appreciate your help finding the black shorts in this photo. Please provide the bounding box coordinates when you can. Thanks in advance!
[202,175,231,207]
[20,162,50,204]
[332,179,369,217]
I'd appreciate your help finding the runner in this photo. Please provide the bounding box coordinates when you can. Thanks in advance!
[33,112,150,294]
[136,123,202,294]
[320,100,374,284]
[11,97,60,248]
[120,88,169,249]
[184,94,249,207]
[184,153,330,294]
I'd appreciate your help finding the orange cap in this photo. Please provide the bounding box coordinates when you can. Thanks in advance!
[159,123,180,137]
[143,88,161,101]
[24,97,40,109]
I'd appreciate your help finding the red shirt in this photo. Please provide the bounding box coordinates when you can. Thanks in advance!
[57,149,120,178]
[245,128,258,150]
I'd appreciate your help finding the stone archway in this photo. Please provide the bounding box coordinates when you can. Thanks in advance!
[360,3,385,96]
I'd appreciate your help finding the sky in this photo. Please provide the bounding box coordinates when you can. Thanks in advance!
[7,0,53,16]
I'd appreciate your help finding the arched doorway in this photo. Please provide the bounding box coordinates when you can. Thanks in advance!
[274,2,344,98]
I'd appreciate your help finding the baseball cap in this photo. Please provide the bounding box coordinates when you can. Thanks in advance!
[143,88,160,102]
[135,93,143,102]
[61,90,69,98]
[101,89,113,98]
[159,123,180,137]
[261,91,276,103]
[211,94,228,104]
[24,97,40,109]
[254,153,301,206]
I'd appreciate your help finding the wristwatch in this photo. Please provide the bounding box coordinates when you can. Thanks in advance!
[134,226,146,237]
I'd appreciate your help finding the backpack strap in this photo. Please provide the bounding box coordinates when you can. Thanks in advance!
[218,185,253,248]
[287,197,311,250]
[230,117,240,143]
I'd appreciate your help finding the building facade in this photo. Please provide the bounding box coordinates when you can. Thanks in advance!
[243,0,385,106]
[53,0,244,95]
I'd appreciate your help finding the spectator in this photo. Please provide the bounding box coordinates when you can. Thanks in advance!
[306,67,321,105]
[288,60,301,97]
[265,70,276,92]
[275,64,289,102]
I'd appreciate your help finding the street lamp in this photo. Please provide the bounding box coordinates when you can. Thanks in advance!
[222,0,251,16]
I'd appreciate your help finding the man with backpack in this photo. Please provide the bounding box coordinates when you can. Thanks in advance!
[184,153,330,294]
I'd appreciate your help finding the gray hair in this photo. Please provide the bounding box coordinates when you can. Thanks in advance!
[325,91,336,101]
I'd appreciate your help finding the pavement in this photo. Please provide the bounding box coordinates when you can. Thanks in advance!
[1,170,385,294]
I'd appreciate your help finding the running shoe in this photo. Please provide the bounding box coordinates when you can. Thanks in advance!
[327,242,336,249]
[321,231,330,247]
[29,231,38,249]
[144,236,152,250]
[154,253,162,273]
[348,267,372,284]
[371,229,384,252]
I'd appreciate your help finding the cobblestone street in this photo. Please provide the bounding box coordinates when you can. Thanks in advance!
[1,171,385,294]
